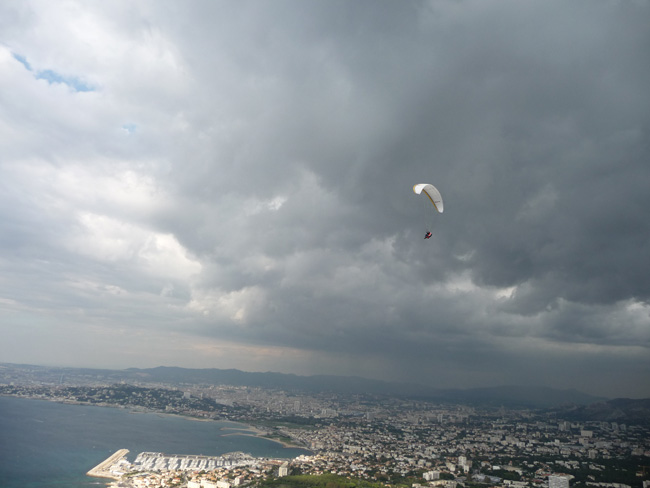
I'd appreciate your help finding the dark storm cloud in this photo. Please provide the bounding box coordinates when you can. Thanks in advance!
[0,0,648,397]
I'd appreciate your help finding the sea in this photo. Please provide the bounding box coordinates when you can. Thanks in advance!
[0,395,311,488]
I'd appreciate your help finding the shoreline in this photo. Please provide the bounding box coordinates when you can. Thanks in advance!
[221,431,308,450]
[2,393,312,452]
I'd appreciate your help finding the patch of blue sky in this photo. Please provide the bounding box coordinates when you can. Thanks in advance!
[35,69,94,92]
[12,52,94,92]
[12,53,31,71]
[122,123,138,134]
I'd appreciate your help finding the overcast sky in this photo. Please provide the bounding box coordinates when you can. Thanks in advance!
[1,0,648,398]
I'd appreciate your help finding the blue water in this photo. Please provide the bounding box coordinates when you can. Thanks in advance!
[0,396,310,488]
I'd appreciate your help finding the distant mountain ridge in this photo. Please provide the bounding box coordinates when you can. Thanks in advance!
[2,363,610,409]
[550,398,650,425]
[123,366,605,408]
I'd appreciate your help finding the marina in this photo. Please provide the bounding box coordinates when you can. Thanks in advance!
[87,449,258,480]
[133,451,256,472]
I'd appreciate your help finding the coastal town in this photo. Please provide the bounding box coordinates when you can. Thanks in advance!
[83,408,650,488]
[1,365,649,488]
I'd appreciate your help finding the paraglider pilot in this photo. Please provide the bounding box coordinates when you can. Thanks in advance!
[424,231,432,239]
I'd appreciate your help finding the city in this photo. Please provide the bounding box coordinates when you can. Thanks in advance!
[1,365,648,488]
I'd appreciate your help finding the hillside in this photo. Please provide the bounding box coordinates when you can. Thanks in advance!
[549,398,650,425]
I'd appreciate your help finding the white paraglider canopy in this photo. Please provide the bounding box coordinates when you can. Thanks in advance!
[413,183,443,213]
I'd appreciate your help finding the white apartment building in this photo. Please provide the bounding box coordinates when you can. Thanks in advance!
[549,475,570,488]
[424,470,440,481]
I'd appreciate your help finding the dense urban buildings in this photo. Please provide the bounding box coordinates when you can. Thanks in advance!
[1,364,648,488]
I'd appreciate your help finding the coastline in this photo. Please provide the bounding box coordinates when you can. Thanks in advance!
[2,393,312,452]
[0,395,313,488]
[221,431,307,449]
[220,424,311,451]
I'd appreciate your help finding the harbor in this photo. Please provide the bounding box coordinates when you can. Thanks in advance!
[133,451,256,472]
[87,449,258,481]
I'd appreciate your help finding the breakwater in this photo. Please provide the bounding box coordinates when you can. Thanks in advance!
[87,449,130,479]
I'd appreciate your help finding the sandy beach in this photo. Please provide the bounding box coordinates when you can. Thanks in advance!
[220,426,308,450]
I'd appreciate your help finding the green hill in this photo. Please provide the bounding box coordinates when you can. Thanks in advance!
[259,474,386,488]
